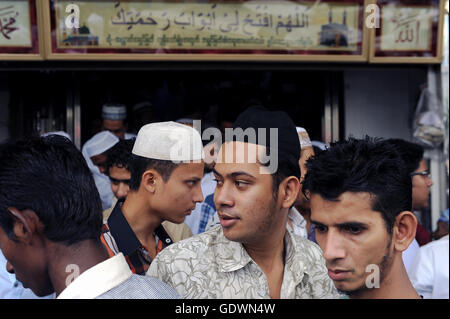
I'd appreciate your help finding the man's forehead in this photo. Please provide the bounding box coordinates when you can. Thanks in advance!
[110,166,131,176]
[214,161,261,177]
[415,158,428,171]
[172,161,204,176]
[103,119,124,128]
[310,192,378,223]
[91,154,107,163]
[217,141,268,164]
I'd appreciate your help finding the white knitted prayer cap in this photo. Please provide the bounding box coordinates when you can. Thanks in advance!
[132,121,204,162]
[102,103,127,121]
[83,131,119,157]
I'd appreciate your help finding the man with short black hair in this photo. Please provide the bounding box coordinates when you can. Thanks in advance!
[100,121,204,275]
[102,139,135,220]
[148,107,340,299]
[0,136,179,299]
[302,137,421,299]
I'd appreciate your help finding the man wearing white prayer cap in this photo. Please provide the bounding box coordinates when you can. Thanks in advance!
[82,131,119,210]
[99,121,204,275]
[101,103,136,140]
[41,131,72,141]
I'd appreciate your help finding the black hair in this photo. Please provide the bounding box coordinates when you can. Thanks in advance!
[302,136,412,234]
[384,139,424,174]
[267,157,300,199]
[0,136,103,245]
[105,138,135,175]
[231,105,301,199]
[129,155,180,191]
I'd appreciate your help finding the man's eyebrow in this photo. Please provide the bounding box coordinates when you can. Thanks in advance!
[336,222,368,229]
[310,220,326,227]
[212,169,255,179]
[110,177,131,182]
[310,220,368,229]
[230,171,255,179]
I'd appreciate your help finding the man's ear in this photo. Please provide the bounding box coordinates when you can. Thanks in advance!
[141,169,160,194]
[6,207,40,244]
[393,211,418,252]
[279,176,301,209]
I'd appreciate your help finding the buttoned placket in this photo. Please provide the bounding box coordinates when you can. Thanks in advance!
[247,262,270,299]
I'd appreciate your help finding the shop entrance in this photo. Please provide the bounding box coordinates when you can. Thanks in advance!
[4,67,344,148]
[77,69,342,146]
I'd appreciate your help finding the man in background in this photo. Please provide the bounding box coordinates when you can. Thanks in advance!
[102,139,136,219]
[82,131,119,210]
[101,103,136,140]
[385,139,433,246]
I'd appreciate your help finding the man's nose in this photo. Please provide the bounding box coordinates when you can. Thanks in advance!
[193,183,204,203]
[426,176,433,187]
[6,261,14,274]
[214,183,234,209]
[321,231,346,262]
[118,183,129,198]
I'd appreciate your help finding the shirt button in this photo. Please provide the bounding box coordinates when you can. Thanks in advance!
[165,238,171,244]
[13,281,19,288]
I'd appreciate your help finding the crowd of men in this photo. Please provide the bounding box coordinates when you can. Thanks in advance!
[0,103,448,299]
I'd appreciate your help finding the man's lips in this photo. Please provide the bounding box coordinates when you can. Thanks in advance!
[328,269,351,281]
[218,212,240,228]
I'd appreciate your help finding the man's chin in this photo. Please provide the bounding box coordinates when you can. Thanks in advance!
[334,281,376,298]
[333,281,365,296]
[28,284,54,297]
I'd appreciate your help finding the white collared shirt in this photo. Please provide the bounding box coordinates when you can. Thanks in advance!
[58,253,179,299]
[58,253,133,299]
[147,226,341,299]
[409,235,449,299]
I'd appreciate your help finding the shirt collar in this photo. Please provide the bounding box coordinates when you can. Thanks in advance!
[288,207,306,228]
[215,223,308,284]
[57,253,132,299]
[108,200,142,255]
[215,229,253,273]
[107,200,174,255]
[287,207,307,236]
[284,228,308,284]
